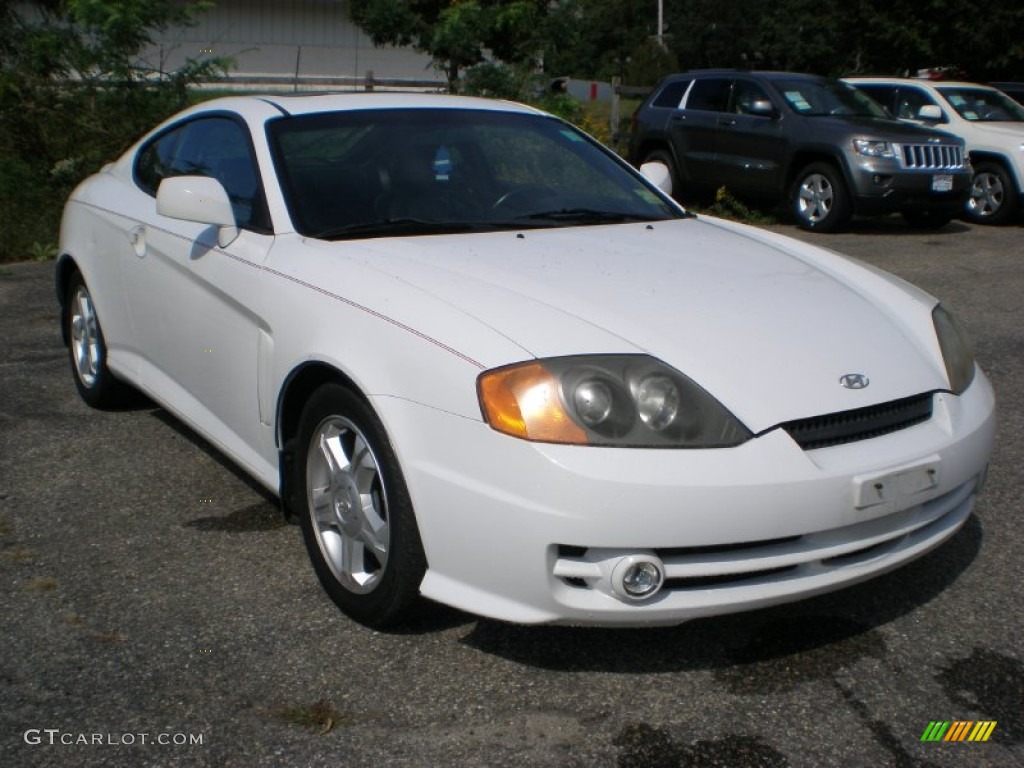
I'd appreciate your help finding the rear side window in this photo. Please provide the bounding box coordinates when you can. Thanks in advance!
[685,78,731,112]
[652,79,690,108]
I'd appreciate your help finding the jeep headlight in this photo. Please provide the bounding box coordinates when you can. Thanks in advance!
[853,139,897,158]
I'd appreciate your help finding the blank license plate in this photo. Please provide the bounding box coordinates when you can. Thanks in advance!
[932,174,953,192]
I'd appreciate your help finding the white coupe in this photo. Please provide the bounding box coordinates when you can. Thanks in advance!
[58,93,996,627]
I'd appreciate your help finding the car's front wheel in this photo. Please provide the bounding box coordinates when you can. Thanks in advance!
[65,270,130,408]
[295,384,426,628]
[791,163,851,232]
[965,161,1018,225]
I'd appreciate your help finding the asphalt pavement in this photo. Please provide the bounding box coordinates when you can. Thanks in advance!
[1,215,1021,767]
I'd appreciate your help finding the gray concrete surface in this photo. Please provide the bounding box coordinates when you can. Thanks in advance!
[1,216,1021,767]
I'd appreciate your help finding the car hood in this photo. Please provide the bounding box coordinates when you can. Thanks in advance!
[800,115,961,142]
[960,120,1024,138]
[312,217,948,432]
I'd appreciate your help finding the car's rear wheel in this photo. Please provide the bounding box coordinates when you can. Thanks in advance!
[791,163,851,232]
[901,208,952,230]
[65,271,130,408]
[295,383,426,628]
[965,161,1018,225]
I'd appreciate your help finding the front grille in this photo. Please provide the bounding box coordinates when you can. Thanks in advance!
[781,393,934,450]
[900,143,963,169]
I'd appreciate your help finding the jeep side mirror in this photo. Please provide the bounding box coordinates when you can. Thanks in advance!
[748,99,777,118]
[917,104,944,122]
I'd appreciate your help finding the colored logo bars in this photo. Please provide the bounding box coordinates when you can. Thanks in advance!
[920,721,997,742]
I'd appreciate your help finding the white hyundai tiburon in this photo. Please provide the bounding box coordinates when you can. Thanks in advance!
[58,94,995,627]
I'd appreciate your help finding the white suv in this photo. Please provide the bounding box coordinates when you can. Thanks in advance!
[846,78,1024,224]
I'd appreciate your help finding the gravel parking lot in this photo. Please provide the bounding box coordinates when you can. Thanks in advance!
[1,215,1021,767]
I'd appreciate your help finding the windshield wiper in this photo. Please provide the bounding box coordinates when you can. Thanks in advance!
[308,218,477,241]
[516,208,664,225]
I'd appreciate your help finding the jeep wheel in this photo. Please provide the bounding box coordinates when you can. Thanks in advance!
[792,163,851,233]
[965,162,1018,225]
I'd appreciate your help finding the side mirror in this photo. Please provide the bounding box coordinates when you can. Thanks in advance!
[157,176,239,247]
[748,99,777,117]
[639,161,673,196]
[917,104,944,122]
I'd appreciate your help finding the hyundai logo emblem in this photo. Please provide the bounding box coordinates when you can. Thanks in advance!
[839,373,870,389]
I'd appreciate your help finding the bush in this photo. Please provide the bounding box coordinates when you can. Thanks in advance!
[0,1,227,263]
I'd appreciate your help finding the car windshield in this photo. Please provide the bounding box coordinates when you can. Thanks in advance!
[267,108,680,240]
[936,87,1024,122]
[775,79,889,118]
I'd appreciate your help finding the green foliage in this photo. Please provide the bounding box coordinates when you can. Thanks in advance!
[350,0,1022,88]
[0,1,229,262]
[699,187,777,225]
[461,62,529,100]
[350,0,558,89]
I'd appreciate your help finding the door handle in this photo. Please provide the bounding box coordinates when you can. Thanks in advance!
[129,225,146,258]
[717,118,737,127]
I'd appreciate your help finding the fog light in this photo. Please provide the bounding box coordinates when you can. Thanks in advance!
[611,555,665,601]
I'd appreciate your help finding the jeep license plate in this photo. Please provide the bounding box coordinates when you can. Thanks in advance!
[932,174,953,192]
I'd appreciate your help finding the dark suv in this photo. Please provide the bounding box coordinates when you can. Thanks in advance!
[629,70,971,231]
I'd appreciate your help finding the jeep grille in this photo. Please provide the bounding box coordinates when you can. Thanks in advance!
[900,144,963,170]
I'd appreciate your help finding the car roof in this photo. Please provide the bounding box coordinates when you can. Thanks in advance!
[169,92,543,122]
[667,70,828,81]
[845,77,999,91]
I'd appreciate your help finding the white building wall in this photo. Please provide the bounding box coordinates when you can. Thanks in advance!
[139,0,440,85]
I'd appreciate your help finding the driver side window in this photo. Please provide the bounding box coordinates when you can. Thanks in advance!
[135,116,270,232]
[898,88,940,120]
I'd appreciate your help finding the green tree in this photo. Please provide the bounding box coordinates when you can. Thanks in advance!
[0,1,228,262]
[349,0,569,89]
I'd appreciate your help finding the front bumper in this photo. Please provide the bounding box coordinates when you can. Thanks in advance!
[847,158,971,215]
[373,372,995,626]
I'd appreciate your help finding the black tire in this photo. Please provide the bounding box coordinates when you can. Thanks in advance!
[64,270,130,409]
[901,209,952,230]
[790,162,852,233]
[295,383,426,628]
[964,161,1018,225]
[641,148,680,198]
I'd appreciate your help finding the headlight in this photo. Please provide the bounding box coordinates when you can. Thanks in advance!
[477,355,752,447]
[853,139,896,158]
[932,304,975,394]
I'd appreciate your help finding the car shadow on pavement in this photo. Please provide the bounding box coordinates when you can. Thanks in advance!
[147,406,283,509]
[459,514,983,675]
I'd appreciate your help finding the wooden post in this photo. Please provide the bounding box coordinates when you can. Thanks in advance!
[294,45,302,92]
[611,77,621,141]
[365,70,375,92]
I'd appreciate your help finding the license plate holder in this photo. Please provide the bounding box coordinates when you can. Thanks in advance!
[853,458,941,511]
[931,174,953,192]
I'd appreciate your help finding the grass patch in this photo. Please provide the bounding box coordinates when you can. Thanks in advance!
[696,186,777,225]
[2,547,35,564]
[0,515,12,536]
[95,630,124,643]
[0,267,12,277]
[63,613,87,628]
[27,576,58,592]
[274,699,344,734]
